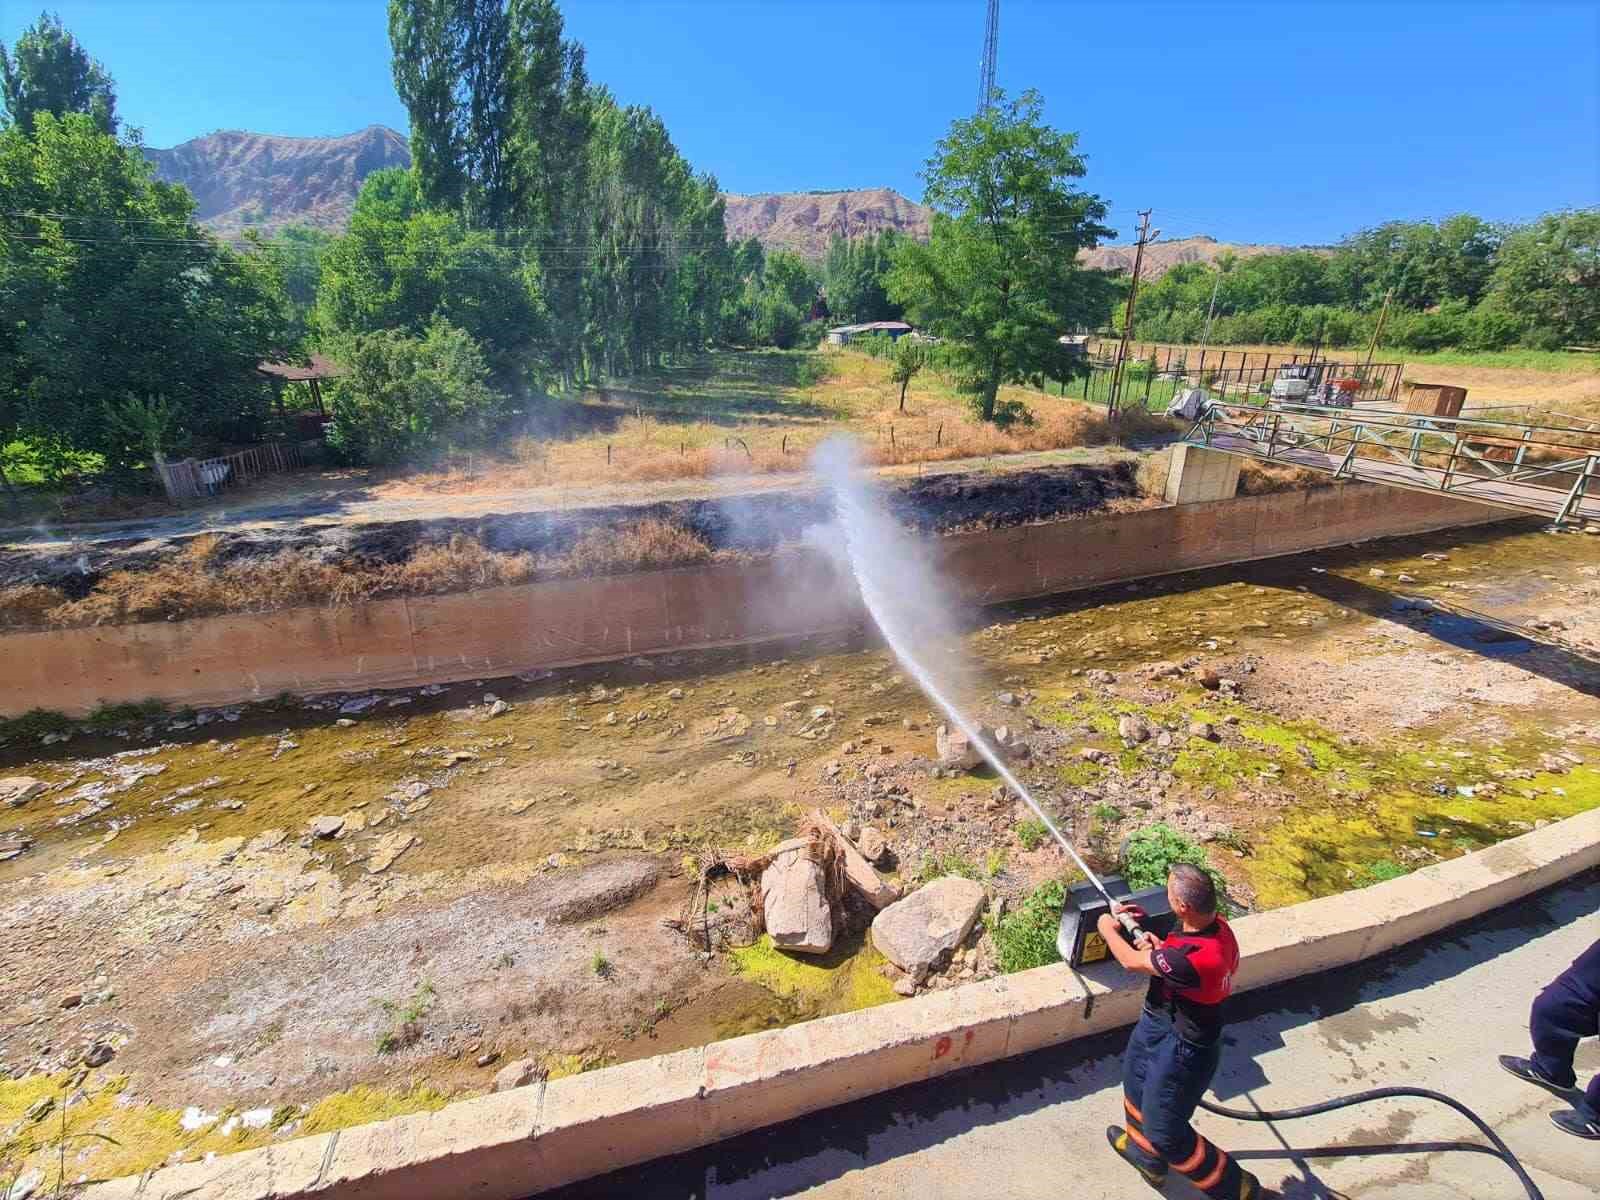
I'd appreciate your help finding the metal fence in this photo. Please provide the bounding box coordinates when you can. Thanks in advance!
[154,441,311,501]
[1076,342,1406,412]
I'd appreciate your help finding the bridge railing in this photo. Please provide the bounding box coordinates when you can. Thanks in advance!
[1189,400,1600,524]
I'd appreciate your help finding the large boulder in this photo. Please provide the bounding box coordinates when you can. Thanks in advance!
[761,840,833,954]
[871,876,987,980]
[0,777,46,808]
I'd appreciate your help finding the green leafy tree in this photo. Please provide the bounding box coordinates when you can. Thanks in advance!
[0,113,286,475]
[763,250,818,312]
[889,336,925,411]
[888,89,1114,424]
[315,173,539,394]
[823,230,903,324]
[0,11,117,135]
[1485,209,1600,349]
[325,320,498,464]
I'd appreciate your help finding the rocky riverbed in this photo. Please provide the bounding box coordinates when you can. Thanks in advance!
[0,518,1596,1188]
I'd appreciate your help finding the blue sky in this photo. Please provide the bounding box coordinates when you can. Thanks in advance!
[5,0,1597,246]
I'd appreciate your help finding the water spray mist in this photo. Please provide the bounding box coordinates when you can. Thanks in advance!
[808,438,1121,909]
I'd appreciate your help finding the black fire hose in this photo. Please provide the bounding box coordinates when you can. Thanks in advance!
[1197,1086,1543,1200]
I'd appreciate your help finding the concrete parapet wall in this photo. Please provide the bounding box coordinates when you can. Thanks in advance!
[2,484,1511,717]
[83,807,1600,1200]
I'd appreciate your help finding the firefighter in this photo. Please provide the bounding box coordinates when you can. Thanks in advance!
[1499,935,1600,1139]
[1098,863,1263,1199]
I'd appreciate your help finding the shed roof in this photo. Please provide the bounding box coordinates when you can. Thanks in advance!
[257,353,344,382]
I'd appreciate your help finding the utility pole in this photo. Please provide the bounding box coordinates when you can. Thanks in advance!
[1363,287,1394,374]
[977,0,999,113]
[1108,209,1158,418]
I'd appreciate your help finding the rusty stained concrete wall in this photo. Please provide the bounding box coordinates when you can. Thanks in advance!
[2,484,1511,717]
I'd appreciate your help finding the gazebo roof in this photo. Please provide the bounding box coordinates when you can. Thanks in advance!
[257,353,344,382]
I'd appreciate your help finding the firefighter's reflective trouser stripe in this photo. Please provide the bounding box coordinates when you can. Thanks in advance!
[1121,1007,1250,1199]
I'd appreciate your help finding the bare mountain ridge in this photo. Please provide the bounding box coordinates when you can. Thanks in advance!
[721,187,932,258]
[145,126,413,238]
[145,127,1298,276]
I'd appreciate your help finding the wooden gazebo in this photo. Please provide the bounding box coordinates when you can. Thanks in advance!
[257,353,345,430]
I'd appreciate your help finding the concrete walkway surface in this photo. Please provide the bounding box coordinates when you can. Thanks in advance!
[542,872,1600,1200]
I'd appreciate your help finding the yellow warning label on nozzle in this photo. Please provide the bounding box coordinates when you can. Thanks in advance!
[1081,930,1109,963]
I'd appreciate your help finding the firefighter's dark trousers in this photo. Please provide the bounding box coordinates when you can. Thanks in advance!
[1531,938,1600,1124]
[1121,1005,1247,1199]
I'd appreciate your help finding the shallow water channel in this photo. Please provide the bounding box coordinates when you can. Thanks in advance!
[0,515,1597,1183]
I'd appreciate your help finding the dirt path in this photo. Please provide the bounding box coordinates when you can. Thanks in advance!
[0,445,1156,553]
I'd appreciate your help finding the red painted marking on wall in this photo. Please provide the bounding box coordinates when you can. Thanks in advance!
[934,1035,952,1060]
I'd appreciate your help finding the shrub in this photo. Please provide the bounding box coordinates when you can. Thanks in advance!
[1015,819,1049,851]
[325,320,502,465]
[1122,823,1230,915]
[993,879,1065,973]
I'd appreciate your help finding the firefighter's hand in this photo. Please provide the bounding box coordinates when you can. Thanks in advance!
[1132,930,1159,952]
[1112,901,1147,923]
[1096,913,1119,941]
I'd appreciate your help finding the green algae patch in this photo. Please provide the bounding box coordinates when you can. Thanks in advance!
[1248,763,1600,909]
[0,1072,459,1187]
[730,933,896,1014]
[298,1083,450,1134]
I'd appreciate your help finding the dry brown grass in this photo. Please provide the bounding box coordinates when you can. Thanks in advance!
[371,350,1178,499]
[0,522,716,631]
[1236,460,1333,495]
[551,518,714,575]
[1136,449,1172,499]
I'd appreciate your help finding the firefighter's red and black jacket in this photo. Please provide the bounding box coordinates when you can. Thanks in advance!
[1145,917,1241,1044]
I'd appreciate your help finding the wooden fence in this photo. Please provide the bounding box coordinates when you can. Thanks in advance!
[154,442,310,500]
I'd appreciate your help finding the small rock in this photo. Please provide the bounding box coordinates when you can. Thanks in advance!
[487,700,511,718]
[1117,714,1151,744]
[857,826,889,866]
[1396,573,1416,584]
[1421,552,1449,561]
[475,1050,501,1068]
[82,1042,114,1067]
[935,723,984,771]
[59,993,82,1010]
[367,831,418,874]
[6,1169,43,1200]
[310,815,345,840]
[1369,568,1387,579]
[335,717,356,728]
[1079,747,1108,764]
[996,691,1020,708]
[892,976,917,997]
[667,688,684,700]
[1198,668,1221,691]
[492,1058,544,1092]
[1188,722,1218,742]
[602,711,619,726]
[1084,669,1117,685]
[0,776,46,808]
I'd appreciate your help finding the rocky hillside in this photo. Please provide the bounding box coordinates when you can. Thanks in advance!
[145,126,412,238]
[145,127,1295,277]
[722,188,932,258]
[1080,235,1294,280]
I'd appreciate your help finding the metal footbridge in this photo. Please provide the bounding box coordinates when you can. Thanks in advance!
[1184,400,1600,525]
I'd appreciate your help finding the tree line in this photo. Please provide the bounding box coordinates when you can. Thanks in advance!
[3,5,1595,491]
[1124,211,1600,352]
